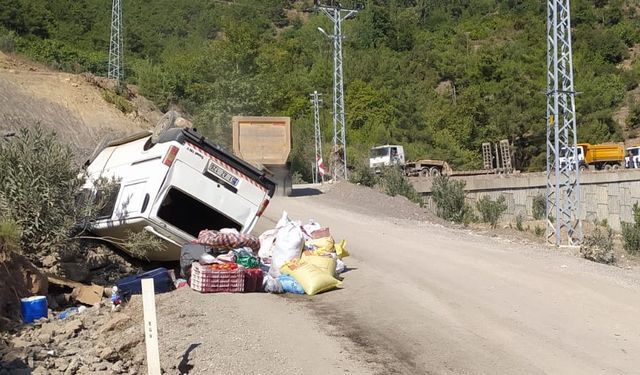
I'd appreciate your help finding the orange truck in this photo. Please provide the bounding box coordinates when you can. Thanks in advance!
[560,143,624,171]
[232,116,292,196]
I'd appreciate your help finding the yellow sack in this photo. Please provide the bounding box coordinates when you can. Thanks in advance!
[301,252,337,276]
[280,260,341,295]
[305,236,335,255]
[334,239,349,259]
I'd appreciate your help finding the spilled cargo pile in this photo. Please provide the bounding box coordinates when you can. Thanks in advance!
[181,211,349,296]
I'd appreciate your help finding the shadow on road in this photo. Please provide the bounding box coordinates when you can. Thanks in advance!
[289,187,322,197]
[177,343,201,374]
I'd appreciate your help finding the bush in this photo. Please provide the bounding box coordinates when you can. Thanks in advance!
[123,230,164,260]
[0,126,85,258]
[102,90,135,114]
[580,226,615,264]
[621,202,640,255]
[516,213,524,231]
[0,30,17,53]
[378,166,422,205]
[349,162,377,187]
[532,194,546,220]
[292,171,306,184]
[431,175,469,223]
[476,195,508,229]
[534,225,545,237]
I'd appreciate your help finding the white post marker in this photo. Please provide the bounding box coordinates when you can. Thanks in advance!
[142,278,161,375]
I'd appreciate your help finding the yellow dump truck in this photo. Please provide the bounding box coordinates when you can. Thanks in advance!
[560,143,624,170]
[232,116,292,196]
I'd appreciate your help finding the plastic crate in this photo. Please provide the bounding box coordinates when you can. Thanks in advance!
[190,262,245,293]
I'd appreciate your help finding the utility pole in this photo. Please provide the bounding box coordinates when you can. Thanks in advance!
[546,0,582,246]
[108,0,124,85]
[310,91,325,183]
[316,1,359,181]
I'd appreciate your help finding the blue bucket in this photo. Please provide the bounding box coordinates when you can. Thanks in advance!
[21,296,48,323]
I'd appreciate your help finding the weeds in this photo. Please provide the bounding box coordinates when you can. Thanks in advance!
[102,89,134,114]
[476,195,508,229]
[532,194,546,220]
[123,230,165,260]
[516,213,524,231]
[534,225,545,237]
[431,175,470,223]
[379,166,422,205]
[621,202,640,255]
[580,226,615,264]
[349,162,377,188]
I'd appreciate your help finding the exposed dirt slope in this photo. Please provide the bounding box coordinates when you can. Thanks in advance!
[0,52,161,161]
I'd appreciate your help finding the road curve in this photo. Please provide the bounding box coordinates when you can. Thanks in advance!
[262,188,640,375]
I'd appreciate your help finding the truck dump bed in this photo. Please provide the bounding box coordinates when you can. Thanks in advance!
[232,116,292,196]
[580,143,624,164]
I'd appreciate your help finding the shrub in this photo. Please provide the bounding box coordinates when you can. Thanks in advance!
[122,230,164,260]
[0,30,17,53]
[0,219,21,255]
[580,226,615,264]
[532,194,546,220]
[621,202,640,255]
[431,175,469,223]
[0,126,85,258]
[292,171,306,184]
[534,225,545,237]
[349,162,377,187]
[102,89,134,114]
[476,195,508,229]
[516,213,524,231]
[379,166,422,205]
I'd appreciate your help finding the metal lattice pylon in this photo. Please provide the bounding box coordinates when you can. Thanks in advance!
[310,91,325,184]
[500,139,512,172]
[108,0,124,84]
[317,3,358,181]
[546,0,582,246]
[482,142,493,170]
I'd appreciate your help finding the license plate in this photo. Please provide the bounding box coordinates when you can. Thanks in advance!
[207,161,239,187]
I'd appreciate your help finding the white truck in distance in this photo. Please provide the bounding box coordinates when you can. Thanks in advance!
[626,146,640,168]
[369,145,405,170]
[369,145,452,177]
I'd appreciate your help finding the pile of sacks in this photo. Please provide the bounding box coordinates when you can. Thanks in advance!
[259,211,349,295]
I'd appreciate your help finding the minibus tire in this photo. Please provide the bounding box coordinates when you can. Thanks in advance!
[151,111,178,144]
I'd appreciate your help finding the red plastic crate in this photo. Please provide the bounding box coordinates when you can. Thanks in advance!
[190,262,245,293]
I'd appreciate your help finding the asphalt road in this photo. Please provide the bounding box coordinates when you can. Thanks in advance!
[258,187,640,375]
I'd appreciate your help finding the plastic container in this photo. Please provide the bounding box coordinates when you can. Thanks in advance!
[21,296,48,323]
[190,262,245,293]
[244,269,264,292]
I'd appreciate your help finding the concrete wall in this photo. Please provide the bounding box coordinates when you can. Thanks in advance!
[410,170,640,230]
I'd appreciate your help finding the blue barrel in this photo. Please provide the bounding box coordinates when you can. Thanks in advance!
[21,296,48,323]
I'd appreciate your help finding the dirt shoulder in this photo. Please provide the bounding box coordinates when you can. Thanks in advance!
[0,51,161,161]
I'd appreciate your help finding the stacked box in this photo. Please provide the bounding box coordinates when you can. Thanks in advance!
[190,262,245,293]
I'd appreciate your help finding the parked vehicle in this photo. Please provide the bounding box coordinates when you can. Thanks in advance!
[559,143,624,171]
[625,146,640,169]
[232,116,292,196]
[83,112,276,261]
[369,144,451,176]
[369,145,405,170]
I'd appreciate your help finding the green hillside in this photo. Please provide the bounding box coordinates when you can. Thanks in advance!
[1,0,639,179]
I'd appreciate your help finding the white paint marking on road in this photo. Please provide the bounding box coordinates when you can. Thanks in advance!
[142,278,161,375]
